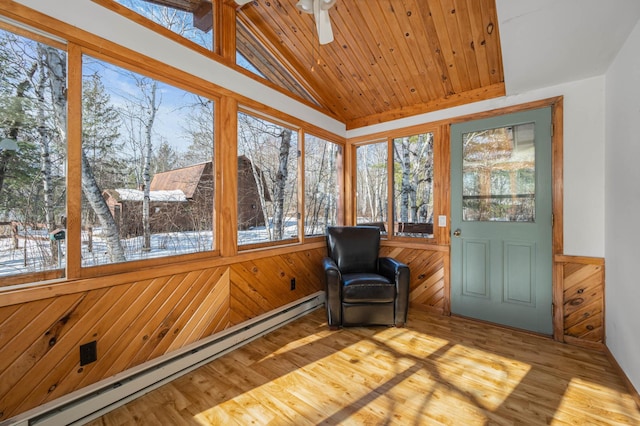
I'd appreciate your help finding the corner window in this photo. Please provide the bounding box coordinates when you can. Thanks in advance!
[392,132,434,238]
[81,55,215,268]
[304,135,342,236]
[237,111,299,246]
[355,141,388,234]
[0,28,67,283]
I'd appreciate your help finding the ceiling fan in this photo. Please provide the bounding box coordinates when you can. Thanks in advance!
[235,0,337,45]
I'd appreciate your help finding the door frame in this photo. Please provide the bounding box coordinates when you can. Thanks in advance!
[446,96,564,341]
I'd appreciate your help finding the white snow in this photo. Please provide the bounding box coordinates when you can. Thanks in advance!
[115,189,187,202]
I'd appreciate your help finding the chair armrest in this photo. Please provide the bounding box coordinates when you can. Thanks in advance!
[323,257,342,327]
[378,257,408,282]
[379,257,410,326]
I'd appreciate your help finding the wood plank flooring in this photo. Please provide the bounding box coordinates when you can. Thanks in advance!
[87,308,640,425]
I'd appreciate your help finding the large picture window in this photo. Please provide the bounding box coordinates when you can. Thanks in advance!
[237,111,298,246]
[81,55,215,267]
[0,29,67,282]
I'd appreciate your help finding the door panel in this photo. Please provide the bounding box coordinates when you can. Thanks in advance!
[463,239,490,298]
[450,107,553,335]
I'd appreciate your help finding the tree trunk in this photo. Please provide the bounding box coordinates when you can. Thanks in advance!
[81,152,126,262]
[35,55,57,264]
[41,44,126,263]
[142,81,158,251]
[273,129,291,240]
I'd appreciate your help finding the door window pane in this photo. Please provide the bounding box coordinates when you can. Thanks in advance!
[304,135,341,237]
[462,123,535,222]
[356,142,388,234]
[392,133,434,238]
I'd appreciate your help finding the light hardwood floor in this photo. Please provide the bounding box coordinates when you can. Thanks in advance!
[87,308,640,425]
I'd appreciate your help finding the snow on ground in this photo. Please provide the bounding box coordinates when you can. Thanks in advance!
[0,220,300,277]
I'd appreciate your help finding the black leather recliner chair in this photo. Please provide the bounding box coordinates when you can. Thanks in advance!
[323,226,410,329]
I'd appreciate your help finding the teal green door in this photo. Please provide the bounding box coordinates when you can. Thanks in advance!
[450,108,553,335]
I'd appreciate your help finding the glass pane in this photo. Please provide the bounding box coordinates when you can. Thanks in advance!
[0,29,67,280]
[115,0,214,51]
[236,18,319,106]
[393,133,434,238]
[81,56,215,267]
[356,142,388,234]
[304,135,341,236]
[237,112,298,245]
[462,123,535,222]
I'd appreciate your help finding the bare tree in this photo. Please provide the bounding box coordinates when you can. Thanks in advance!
[42,45,126,262]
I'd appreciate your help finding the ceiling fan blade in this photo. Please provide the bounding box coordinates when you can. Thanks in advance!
[313,1,334,44]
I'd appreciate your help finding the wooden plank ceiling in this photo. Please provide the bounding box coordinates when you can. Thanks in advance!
[235,0,505,129]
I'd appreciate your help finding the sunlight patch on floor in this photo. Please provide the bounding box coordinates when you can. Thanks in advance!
[554,377,640,425]
[437,343,531,411]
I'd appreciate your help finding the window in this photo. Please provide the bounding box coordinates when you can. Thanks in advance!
[355,142,388,234]
[462,123,535,222]
[100,0,214,51]
[0,28,67,282]
[237,111,298,246]
[304,135,341,236]
[81,55,215,267]
[392,132,434,238]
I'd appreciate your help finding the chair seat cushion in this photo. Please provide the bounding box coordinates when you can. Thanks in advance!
[342,273,395,303]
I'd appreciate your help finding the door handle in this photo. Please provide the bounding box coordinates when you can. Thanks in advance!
[453,228,461,237]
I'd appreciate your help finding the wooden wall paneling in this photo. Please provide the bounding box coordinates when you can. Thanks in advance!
[1,287,117,416]
[561,259,605,343]
[75,275,189,386]
[554,255,605,348]
[229,248,326,325]
[0,265,231,421]
[380,246,446,314]
[0,295,84,402]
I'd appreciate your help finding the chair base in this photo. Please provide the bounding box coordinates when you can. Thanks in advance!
[342,302,395,327]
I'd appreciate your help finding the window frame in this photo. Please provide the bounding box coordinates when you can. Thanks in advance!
[0,9,346,289]
[351,124,445,246]
[302,131,344,240]
[236,107,302,250]
[0,22,69,287]
[73,45,222,279]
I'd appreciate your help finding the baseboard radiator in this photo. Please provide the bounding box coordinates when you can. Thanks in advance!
[3,292,326,426]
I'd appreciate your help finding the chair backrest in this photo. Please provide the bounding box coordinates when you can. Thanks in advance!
[326,226,380,274]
